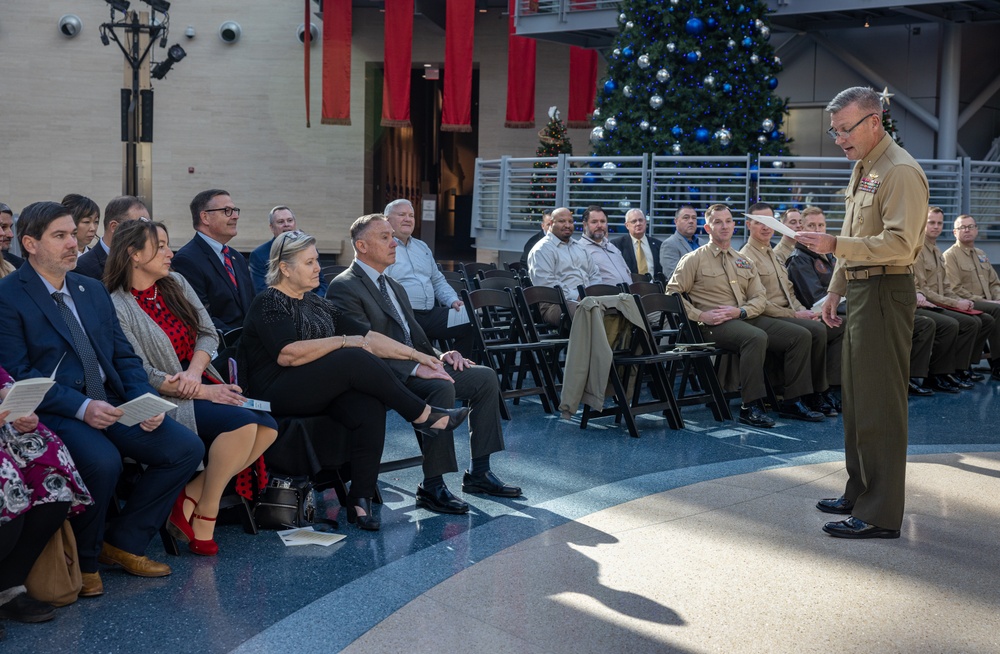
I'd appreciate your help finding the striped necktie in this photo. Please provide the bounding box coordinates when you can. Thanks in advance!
[51,292,107,401]
[222,245,238,288]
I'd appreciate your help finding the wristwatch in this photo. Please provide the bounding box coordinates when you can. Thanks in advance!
[739,308,748,320]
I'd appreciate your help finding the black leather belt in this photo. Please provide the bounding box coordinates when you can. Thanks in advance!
[844,265,912,281]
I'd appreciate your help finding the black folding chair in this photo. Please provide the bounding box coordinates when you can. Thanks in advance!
[579,283,629,298]
[628,281,664,297]
[460,262,496,281]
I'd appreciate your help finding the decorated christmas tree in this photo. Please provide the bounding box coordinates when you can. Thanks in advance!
[531,107,573,214]
[590,0,792,158]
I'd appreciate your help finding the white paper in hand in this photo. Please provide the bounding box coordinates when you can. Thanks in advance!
[743,213,797,239]
[116,393,178,427]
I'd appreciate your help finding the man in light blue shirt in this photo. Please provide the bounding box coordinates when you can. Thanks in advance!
[383,199,475,355]
[577,205,632,286]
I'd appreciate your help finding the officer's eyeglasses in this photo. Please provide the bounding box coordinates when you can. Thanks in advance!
[827,113,877,140]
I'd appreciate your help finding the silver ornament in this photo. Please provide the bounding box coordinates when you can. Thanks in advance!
[716,128,732,145]
[703,75,715,87]
[623,85,633,98]
[625,20,635,30]
[750,54,760,64]
[695,50,702,60]
[593,107,601,119]
[757,135,768,144]
[772,160,785,168]
[671,143,683,155]
[619,12,627,24]
[755,18,764,29]
[762,118,775,131]
[774,56,782,66]
[618,198,632,209]
[637,54,651,69]
[649,95,664,109]
[639,120,650,131]
[670,0,680,5]
[656,68,670,83]
[604,117,618,131]
[760,25,770,39]
[613,48,621,57]
[727,39,736,49]
[650,125,658,132]
[601,161,617,181]
[590,126,606,144]
[666,42,676,53]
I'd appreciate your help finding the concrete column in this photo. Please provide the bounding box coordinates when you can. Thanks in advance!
[938,22,961,159]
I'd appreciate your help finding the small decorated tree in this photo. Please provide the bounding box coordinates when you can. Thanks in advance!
[531,107,572,214]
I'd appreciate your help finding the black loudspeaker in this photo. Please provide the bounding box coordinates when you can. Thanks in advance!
[139,89,154,142]
[120,88,130,142]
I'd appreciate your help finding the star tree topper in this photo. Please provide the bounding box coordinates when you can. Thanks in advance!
[879,86,894,108]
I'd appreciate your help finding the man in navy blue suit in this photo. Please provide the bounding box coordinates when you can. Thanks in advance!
[0,202,203,598]
[75,195,149,280]
[249,205,328,296]
[171,189,254,331]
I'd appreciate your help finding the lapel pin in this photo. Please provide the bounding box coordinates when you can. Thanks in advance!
[79,285,85,292]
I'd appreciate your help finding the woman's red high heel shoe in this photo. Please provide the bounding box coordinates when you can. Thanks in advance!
[166,491,196,543]
[188,513,219,556]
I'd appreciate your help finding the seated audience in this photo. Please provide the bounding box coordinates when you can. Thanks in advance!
[76,195,149,280]
[383,199,475,356]
[0,367,91,629]
[666,203,822,428]
[240,230,470,530]
[612,208,663,282]
[105,220,278,555]
[0,201,203,597]
[61,194,100,257]
[520,209,552,266]
[249,205,328,297]
[327,215,520,517]
[577,205,632,286]
[527,206,602,324]
[171,189,254,332]
[0,203,22,273]
[659,205,700,280]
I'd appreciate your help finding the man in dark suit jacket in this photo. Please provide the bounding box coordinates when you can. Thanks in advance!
[326,214,520,515]
[519,209,553,266]
[0,202,203,596]
[1,203,23,269]
[249,205,328,296]
[75,195,149,280]
[612,208,664,282]
[171,189,254,331]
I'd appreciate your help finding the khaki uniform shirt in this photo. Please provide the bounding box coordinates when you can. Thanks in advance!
[773,238,795,266]
[666,242,767,322]
[942,243,1000,301]
[914,240,962,308]
[828,134,929,297]
[739,240,807,318]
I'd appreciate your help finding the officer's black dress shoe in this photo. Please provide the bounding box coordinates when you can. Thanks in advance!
[816,496,854,514]
[415,483,470,514]
[462,470,522,498]
[923,375,960,394]
[777,400,825,422]
[823,516,900,539]
[957,369,983,383]
[806,393,837,417]
[738,402,775,428]
[944,373,974,390]
[0,592,55,623]
[908,379,934,396]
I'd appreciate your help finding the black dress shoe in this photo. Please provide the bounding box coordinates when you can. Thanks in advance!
[945,373,974,390]
[908,379,934,396]
[816,496,854,515]
[346,497,380,531]
[415,483,470,514]
[462,470,522,498]
[0,592,55,623]
[923,375,960,394]
[822,389,842,414]
[738,402,775,428]
[823,516,900,539]
[413,406,472,438]
[958,369,983,383]
[806,393,837,417]
[777,399,825,422]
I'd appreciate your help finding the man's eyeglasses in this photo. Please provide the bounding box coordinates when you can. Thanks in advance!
[276,230,306,262]
[955,224,978,232]
[204,206,241,217]
[827,113,877,141]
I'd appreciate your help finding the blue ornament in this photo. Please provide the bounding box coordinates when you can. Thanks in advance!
[685,51,699,63]
[767,76,779,90]
[622,46,634,57]
[685,18,705,35]
[742,36,753,47]
[706,17,719,30]
[671,125,684,138]
[737,4,746,13]
[771,130,780,140]
[604,79,617,93]
[722,83,733,93]
[583,172,597,184]
[695,127,710,143]
[749,163,759,180]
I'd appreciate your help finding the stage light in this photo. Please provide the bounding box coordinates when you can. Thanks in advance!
[105,0,131,13]
[151,43,186,79]
[142,0,171,12]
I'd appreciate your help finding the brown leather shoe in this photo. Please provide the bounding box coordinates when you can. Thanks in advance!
[97,542,171,578]
[79,572,104,597]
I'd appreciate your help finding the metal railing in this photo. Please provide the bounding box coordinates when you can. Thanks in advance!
[471,153,1000,253]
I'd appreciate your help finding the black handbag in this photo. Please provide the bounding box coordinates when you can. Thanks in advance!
[254,475,315,529]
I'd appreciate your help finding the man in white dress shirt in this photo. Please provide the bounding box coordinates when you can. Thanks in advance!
[527,207,602,325]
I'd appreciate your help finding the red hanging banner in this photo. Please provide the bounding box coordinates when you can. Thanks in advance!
[441,0,474,133]
[321,0,352,125]
[504,0,535,128]
[567,46,596,129]
[381,0,413,128]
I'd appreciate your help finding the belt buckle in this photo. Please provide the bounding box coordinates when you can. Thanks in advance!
[852,269,870,280]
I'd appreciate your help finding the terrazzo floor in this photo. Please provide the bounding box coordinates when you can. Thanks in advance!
[4,374,999,653]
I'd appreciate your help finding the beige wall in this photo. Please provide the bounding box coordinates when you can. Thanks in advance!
[1,2,598,257]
